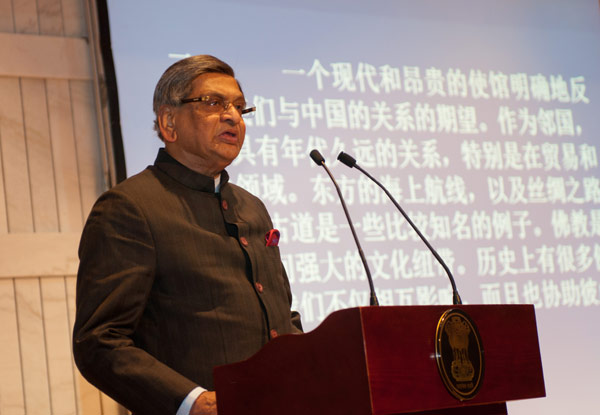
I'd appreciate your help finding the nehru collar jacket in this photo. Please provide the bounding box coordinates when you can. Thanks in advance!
[73,148,302,415]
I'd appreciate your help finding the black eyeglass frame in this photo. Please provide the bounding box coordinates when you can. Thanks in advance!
[180,95,256,116]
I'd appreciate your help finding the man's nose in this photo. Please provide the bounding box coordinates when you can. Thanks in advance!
[221,102,243,123]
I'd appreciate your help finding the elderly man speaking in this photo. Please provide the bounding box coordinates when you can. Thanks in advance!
[73,55,302,415]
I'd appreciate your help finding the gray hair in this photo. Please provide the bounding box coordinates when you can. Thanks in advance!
[152,55,237,140]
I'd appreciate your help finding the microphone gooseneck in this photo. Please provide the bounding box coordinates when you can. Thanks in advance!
[337,151,462,305]
[310,149,379,306]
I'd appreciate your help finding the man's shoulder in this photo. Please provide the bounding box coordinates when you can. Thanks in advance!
[108,166,162,195]
[91,167,166,212]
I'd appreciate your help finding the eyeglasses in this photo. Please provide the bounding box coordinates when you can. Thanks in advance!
[180,95,256,118]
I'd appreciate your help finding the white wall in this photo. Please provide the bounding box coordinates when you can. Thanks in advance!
[0,0,122,413]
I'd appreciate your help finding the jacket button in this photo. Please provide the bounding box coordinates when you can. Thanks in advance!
[255,282,263,293]
[240,236,248,246]
[270,329,278,338]
[221,199,228,210]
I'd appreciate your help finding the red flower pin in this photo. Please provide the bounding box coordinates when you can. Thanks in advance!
[265,229,280,247]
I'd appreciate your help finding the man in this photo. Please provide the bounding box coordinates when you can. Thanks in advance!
[73,55,302,415]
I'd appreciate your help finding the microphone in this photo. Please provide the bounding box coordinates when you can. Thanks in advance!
[309,149,379,306]
[337,151,463,305]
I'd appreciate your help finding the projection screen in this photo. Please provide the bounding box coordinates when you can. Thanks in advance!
[105,1,600,413]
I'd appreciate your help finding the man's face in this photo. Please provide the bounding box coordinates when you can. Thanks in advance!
[161,72,246,177]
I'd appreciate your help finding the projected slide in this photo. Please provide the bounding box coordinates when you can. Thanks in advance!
[106,1,599,414]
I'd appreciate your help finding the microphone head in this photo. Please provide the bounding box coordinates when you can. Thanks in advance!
[310,149,325,165]
[337,151,356,168]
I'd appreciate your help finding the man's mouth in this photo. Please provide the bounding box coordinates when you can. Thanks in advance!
[218,130,238,144]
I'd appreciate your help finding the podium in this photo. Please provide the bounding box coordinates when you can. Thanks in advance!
[214,305,545,414]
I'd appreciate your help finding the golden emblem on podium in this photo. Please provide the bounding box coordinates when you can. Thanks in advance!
[435,309,484,401]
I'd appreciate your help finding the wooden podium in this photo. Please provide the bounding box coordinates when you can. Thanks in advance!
[213,305,545,414]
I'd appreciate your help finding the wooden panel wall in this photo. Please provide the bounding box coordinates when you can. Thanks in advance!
[0,0,124,413]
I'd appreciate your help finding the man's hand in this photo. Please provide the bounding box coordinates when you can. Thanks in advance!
[190,391,217,415]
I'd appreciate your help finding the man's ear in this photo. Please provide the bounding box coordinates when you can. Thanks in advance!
[158,106,177,143]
